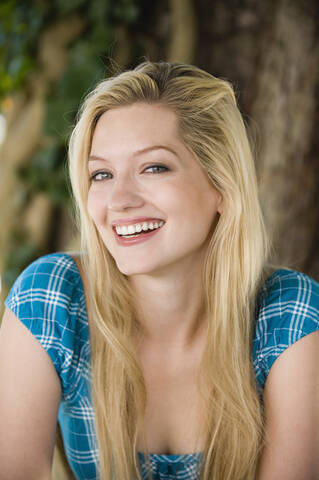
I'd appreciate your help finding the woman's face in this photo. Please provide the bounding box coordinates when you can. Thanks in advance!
[87,102,222,276]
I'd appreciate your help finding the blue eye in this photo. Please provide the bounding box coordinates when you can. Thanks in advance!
[144,165,169,174]
[90,171,112,181]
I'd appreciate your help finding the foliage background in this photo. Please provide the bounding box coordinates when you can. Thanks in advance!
[1,0,319,477]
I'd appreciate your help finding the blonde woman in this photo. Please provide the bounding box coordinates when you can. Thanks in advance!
[1,61,318,480]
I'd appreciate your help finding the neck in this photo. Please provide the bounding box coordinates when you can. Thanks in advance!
[129,261,208,353]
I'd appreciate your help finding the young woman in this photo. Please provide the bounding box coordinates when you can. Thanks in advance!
[1,61,318,480]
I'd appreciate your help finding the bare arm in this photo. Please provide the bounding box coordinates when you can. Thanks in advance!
[0,307,62,480]
[257,330,319,479]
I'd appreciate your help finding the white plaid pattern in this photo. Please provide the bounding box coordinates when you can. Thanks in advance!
[4,253,319,479]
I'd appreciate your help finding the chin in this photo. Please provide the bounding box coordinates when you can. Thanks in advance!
[115,259,166,277]
[114,260,153,276]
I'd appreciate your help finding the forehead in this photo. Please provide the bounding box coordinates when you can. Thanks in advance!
[90,103,181,154]
[88,102,211,177]
[88,103,216,191]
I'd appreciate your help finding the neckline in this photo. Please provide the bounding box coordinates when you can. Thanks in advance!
[61,253,203,462]
[137,451,203,459]
[63,251,280,463]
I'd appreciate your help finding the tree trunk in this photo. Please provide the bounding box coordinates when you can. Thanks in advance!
[1,1,319,478]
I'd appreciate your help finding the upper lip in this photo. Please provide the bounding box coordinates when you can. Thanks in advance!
[111,217,165,227]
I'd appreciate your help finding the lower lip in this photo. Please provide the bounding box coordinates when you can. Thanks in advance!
[113,226,163,246]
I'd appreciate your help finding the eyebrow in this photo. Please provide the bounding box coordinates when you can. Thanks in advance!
[88,145,178,162]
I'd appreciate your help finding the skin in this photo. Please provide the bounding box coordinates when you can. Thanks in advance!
[87,102,222,355]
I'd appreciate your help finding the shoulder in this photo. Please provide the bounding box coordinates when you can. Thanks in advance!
[255,270,319,477]
[10,251,82,287]
[5,252,83,308]
[4,252,88,396]
[256,268,319,331]
[253,268,319,391]
[4,250,85,324]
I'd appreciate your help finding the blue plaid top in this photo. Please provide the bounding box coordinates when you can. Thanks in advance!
[4,252,319,480]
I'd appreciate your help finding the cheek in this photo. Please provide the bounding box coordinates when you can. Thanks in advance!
[87,191,107,225]
[176,181,208,214]
[158,180,206,218]
[183,185,220,232]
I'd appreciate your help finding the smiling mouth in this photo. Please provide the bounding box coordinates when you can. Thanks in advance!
[113,225,163,238]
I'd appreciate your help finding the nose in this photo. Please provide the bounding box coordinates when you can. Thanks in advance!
[108,175,144,212]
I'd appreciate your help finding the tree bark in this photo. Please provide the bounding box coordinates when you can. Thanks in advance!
[1,1,319,478]
[194,0,319,277]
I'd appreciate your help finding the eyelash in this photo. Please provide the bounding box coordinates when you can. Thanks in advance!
[89,164,169,182]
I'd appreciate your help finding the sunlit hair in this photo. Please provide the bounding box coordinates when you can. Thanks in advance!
[68,60,274,479]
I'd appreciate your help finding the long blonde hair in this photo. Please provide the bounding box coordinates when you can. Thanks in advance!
[68,61,272,479]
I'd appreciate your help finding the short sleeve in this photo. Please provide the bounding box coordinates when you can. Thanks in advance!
[253,268,319,392]
[4,252,85,398]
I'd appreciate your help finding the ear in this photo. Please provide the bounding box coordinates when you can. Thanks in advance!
[217,192,223,215]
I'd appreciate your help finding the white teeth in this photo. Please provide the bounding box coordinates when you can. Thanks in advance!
[115,220,165,236]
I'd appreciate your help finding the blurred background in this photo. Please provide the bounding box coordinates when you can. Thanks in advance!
[0,0,319,477]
